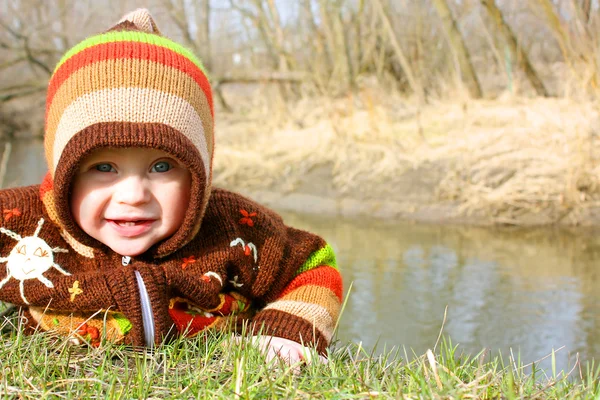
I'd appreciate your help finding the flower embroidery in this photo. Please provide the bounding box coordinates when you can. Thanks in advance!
[75,322,101,347]
[229,275,243,288]
[3,208,21,221]
[181,256,196,270]
[230,238,257,263]
[69,280,83,302]
[239,209,257,227]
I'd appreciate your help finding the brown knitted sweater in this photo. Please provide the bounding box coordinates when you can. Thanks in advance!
[0,183,341,353]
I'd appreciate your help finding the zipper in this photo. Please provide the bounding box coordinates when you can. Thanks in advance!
[123,256,155,347]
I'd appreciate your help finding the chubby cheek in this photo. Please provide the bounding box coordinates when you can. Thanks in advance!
[70,182,106,233]
[156,179,191,232]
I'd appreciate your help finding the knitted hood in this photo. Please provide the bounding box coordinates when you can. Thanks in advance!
[40,9,214,258]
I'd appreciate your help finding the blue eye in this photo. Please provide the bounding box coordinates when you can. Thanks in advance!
[152,161,172,173]
[95,164,115,172]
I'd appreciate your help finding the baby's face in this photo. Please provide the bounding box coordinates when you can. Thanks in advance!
[70,148,191,256]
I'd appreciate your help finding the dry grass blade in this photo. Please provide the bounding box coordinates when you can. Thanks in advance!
[433,305,448,353]
[530,353,580,398]
[426,349,443,389]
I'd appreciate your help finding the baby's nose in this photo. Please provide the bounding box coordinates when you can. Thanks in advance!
[114,176,152,205]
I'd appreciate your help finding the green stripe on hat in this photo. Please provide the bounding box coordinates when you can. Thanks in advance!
[54,31,207,76]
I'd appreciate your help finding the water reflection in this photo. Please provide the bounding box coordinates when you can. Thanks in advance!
[280,212,600,373]
[2,139,600,373]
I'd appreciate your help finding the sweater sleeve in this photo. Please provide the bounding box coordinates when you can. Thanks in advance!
[0,185,119,310]
[250,241,343,354]
[0,269,121,310]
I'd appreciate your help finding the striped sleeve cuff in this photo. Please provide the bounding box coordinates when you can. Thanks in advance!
[251,244,342,354]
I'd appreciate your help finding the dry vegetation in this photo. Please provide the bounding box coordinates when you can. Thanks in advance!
[1,0,600,225]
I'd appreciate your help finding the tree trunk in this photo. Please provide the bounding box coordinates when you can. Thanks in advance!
[200,0,212,71]
[534,0,570,57]
[580,0,592,23]
[371,0,423,101]
[353,0,365,76]
[480,0,550,97]
[317,0,337,73]
[431,0,483,98]
[333,4,355,89]
[535,0,597,89]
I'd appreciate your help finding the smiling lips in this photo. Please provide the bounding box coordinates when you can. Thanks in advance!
[107,219,155,237]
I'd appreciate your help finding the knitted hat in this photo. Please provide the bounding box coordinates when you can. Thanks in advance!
[41,9,214,257]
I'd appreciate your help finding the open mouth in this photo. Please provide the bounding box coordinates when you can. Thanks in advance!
[107,219,155,237]
[113,220,152,226]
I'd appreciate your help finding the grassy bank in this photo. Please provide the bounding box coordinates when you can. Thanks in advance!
[1,316,598,399]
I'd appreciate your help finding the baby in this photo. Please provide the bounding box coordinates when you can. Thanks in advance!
[0,9,342,365]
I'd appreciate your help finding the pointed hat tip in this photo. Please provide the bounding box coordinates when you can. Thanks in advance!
[118,8,161,35]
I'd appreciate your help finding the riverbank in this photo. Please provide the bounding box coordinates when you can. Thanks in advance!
[213,87,600,227]
[2,87,599,227]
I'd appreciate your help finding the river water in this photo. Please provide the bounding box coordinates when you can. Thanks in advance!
[3,139,600,373]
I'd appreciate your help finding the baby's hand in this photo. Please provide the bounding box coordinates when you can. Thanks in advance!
[231,335,327,367]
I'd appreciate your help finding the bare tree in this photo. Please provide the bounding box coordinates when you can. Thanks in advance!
[161,0,212,69]
[431,0,483,98]
[534,0,570,58]
[371,0,423,100]
[200,0,212,70]
[480,0,549,96]
[1,0,599,136]
[315,0,354,90]
[533,0,599,90]
[580,0,592,23]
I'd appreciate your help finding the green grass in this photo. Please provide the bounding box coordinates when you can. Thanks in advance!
[1,315,599,399]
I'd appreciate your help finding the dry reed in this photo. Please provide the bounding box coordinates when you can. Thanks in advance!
[214,82,600,226]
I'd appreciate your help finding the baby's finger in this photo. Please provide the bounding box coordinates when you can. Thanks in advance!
[265,347,280,364]
[224,335,264,350]
[220,334,240,349]
[285,351,304,366]
[298,349,328,366]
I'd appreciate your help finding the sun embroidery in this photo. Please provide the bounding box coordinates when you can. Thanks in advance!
[0,218,70,304]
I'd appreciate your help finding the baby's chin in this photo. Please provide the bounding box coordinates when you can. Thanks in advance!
[106,240,155,257]
[84,227,174,257]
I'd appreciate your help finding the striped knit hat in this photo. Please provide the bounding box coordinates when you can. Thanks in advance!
[41,9,214,257]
